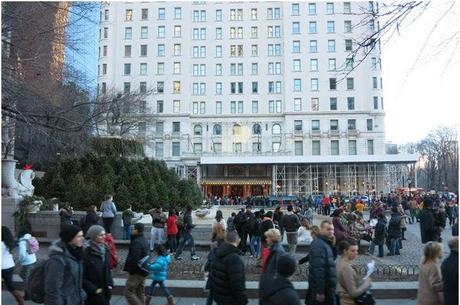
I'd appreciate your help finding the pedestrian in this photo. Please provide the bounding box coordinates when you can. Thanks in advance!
[2,226,25,305]
[273,206,284,240]
[299,225,320,265]
[420,198,440,243]
[123,223,149,305]
[83,225,113,305]
[260,254,300,305]
[261,228,285,274]
[332,209,347,245]
[239,206,254,255]
[211,231,248,305]
[336,239,372,305]
[417,241,444,305]
[387,206,402,256]
[82,205,100,236]
[260,211,275,268]
[441,237,458,305]
[305,220,337,305]
[44,224,86,305]
[149,207,167,251]
[213,210,227,231]
[17,227,37,300]
[122,205,135,240]
[145,245,175,305]
[204,228,226,305]
[322,196,331,216]
[166,209,178,254]
[368,213,386,257]
[59,203,74,227]
[281,205,301,255]
[175,205,200,261]
[100,195,117,234]
[226,212,236,232]
[303,204,314,224]
[104,232,119,270]
[249,211,262,258]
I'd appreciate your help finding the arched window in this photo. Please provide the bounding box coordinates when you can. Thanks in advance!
[194,124,202,135]
[272,123,281,135]
[253,123,262,135]
[213,124,222,135]
[233,124,242,135]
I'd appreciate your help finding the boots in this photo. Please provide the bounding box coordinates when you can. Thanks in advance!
[166,295,175,305]
[11,290,25,305]
[145,295,152,305]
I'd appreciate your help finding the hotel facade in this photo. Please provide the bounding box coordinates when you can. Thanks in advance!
[98,1,417,198]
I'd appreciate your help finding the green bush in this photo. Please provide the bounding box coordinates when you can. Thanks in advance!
[33,154,203,211]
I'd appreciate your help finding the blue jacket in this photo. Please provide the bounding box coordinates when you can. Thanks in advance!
[148,254,171,282]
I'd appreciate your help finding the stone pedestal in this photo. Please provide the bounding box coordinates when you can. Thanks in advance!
[1,196,20,236]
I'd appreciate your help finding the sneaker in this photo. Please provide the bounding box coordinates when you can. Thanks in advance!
[175,256,183,261]
[191,255,200,260]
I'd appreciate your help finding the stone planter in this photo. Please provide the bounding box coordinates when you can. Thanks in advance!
[2,159,17,190]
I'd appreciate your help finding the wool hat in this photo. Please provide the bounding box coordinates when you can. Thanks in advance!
[134,222,144,233]
[60,224,82,243]
[86,225,105,241]
[277,254,297,277]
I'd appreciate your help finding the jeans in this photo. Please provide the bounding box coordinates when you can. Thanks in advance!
[102,217,114,233]
[390,238,400,255]
[250,235,262,257]
[175,230,196,257]
[168,234,177,253]
[368,241,384,257]
[123,224,132,240]
[150,227,165,251]
[20,262,35,297]
[124,273,146,305]
[148,280,172,298]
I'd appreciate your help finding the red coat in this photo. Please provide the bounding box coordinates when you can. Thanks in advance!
[166,215,178,235]
[105,233,119,269]
[322,196,331,205]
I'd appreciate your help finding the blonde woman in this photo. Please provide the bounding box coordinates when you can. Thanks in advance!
[262,228,285,274]
[417,241,444,305]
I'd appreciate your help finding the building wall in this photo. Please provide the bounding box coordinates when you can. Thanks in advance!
[98,1,385,167]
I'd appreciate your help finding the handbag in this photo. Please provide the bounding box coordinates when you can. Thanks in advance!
[355,292,375,305]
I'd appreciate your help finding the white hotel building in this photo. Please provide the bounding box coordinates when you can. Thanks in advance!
[98,1,417,198]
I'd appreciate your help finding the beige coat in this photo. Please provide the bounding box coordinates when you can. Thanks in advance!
[336,257,369,305]
[417,260,443,305]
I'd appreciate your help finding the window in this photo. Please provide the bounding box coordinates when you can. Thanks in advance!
[125,9,133,21]
[309,3,317,15]
[293,59,301,72]
[309,40,318,53]
[158,8,165,20]
[173,62,181,74]
[294,120,303,131]
[213,143,222,153]
[293,41,300,53]
[345,58,354,70]
[311,78,319,91]
[155,142,164,158]
[102,64,107,75]
[252,101,258,113]
[124,27,132,39]
[123,82,130,94]
[215,45,222,57]
[215,82,222,95]
[371,57,378,70]
[295,141,303,155]
[215,64,222,76]
[124,45,131,57]
[344,20,352,33]
[367,119,373,131]
[140,63,148,75]
[157,44,165,56]
[311,97,319,111]
[330,97,337,110]
[327,21,335,33]
[372,77,378,89]
[367,140,374,155]
[373,96,378,109]
[331,140,339,155]
[253,142,261,152]
[349,140,357,155]
[251,45,258,56]
[312,120,320,131]
[309,22,317,34]
[157,100,164,113]
[347,78,354,90]
[172,142,180,157]
[173,100,180,113]
[348,119,356,130]
[330,120,338,131]
[327,3,334,14]
[233,124,242,135]
[329,78,337,90]
[174,7,182,19]
[103,27,108,39]
[272,124,281,135]
[157,82,164,93]
[344,2,351,14]
[268,44,282,56]
[213,124,222,135]
[252,63,258,75]
[347,97,355,110]
[104,9,109,21]
[328,58,336,70]
[174,25,181,37]
[312,140,321,155]
[252,82,258,93]
[294,98,302,111]
[140,44,147,56]
[237,101,243,113]
[141,26,148,39]
[216,27,222,39]
[174,44,181,56]
[193,143,202,153]
[294,79,301,92]
[231,101,236,113]
[139,82,147,94]
[251,8,257,20]
[328,40,336,52]
[292,22,300,34]
[200,102,206,114]
[310,59,318,71]
[292,3,299,16]
[156,122,164,136]
[158,26,165,38]
[369,19,375,31]
[251,26,258,38]
[216,101,222,114]
[172,122,181,133]
[173,81,181,93]
[268,82,282,94]
[269,100,282,113]
[216,9,222,21]
[345,39,353,51]
[124,63,131,75]
[233,143,242,153]
[381,97,384,109]
[141,8,148,20]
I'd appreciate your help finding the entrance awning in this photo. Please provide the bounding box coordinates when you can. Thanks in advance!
[201,178,271,185]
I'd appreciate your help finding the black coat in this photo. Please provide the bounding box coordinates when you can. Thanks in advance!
[123,234,149,276]
[281,213,301,233]
[441,251,458,305]
[83,212,100,234]
[306,235,336,305]
[420,209,439,243]
[211,242,248,305]
[83,243,113,305]
[260,219,275,244]
[259,276,301,305]
[373,218,387,245]
[263,242,285,276]
[387,213,402,239]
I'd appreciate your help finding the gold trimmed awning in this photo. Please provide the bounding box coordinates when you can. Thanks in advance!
[201,178,271,185]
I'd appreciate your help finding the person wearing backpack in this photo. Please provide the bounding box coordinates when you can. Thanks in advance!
[2,226,25,305]
[83,225,113,305]
[44,224,87,305]
[18,227,38,300]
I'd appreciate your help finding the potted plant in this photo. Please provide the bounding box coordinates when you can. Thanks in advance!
[13,195,47,230]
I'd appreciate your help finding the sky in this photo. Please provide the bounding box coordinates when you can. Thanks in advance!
[65,1,460,145]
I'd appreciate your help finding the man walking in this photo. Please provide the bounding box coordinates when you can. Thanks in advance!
[281,205,301,255]
[123,223,149,305]
[211,231,248,305]
[175,205,200,260]
[306,220,337,305]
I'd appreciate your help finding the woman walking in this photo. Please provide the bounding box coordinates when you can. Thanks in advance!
[100,195,117,233]
[17,227,37,300]
[417,242,444,305]
[2,226,25,305]
[166,209,178,254]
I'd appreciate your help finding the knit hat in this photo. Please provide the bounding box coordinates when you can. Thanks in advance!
[277,255,297,277]
[86,225,105,241]
[134,222,144,233]
[59,224,82,243]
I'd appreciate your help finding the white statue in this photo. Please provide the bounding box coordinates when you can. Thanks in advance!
[16,169,35,197]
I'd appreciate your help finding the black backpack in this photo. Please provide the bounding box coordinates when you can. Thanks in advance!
[27,257,66,303]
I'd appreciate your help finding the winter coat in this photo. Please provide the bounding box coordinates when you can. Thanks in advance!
[281,212,301,233]
[441,251,458,305]
[100,201,117,218]
[259,275,301,305]
[306,235,337,305]
[333,217,347,244]
[83,211,100,234]
[82,243,113,305]
[262,242,285,276]
[417,261,443,305]
[121,209,135,225]
[182,211,194,233]
[297,227,313,244]
[211,242,248,305]
[123,234,149,276]
[373,218,387,245]
[148,254,171,282]
[149,209,167,228]
[44,241,87,305]
[226,216,236,231]
[387,213,402,239]
[166,215,178,235]
[420,210,439,243]
[336,257,369,305]
[260,219,275,244]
